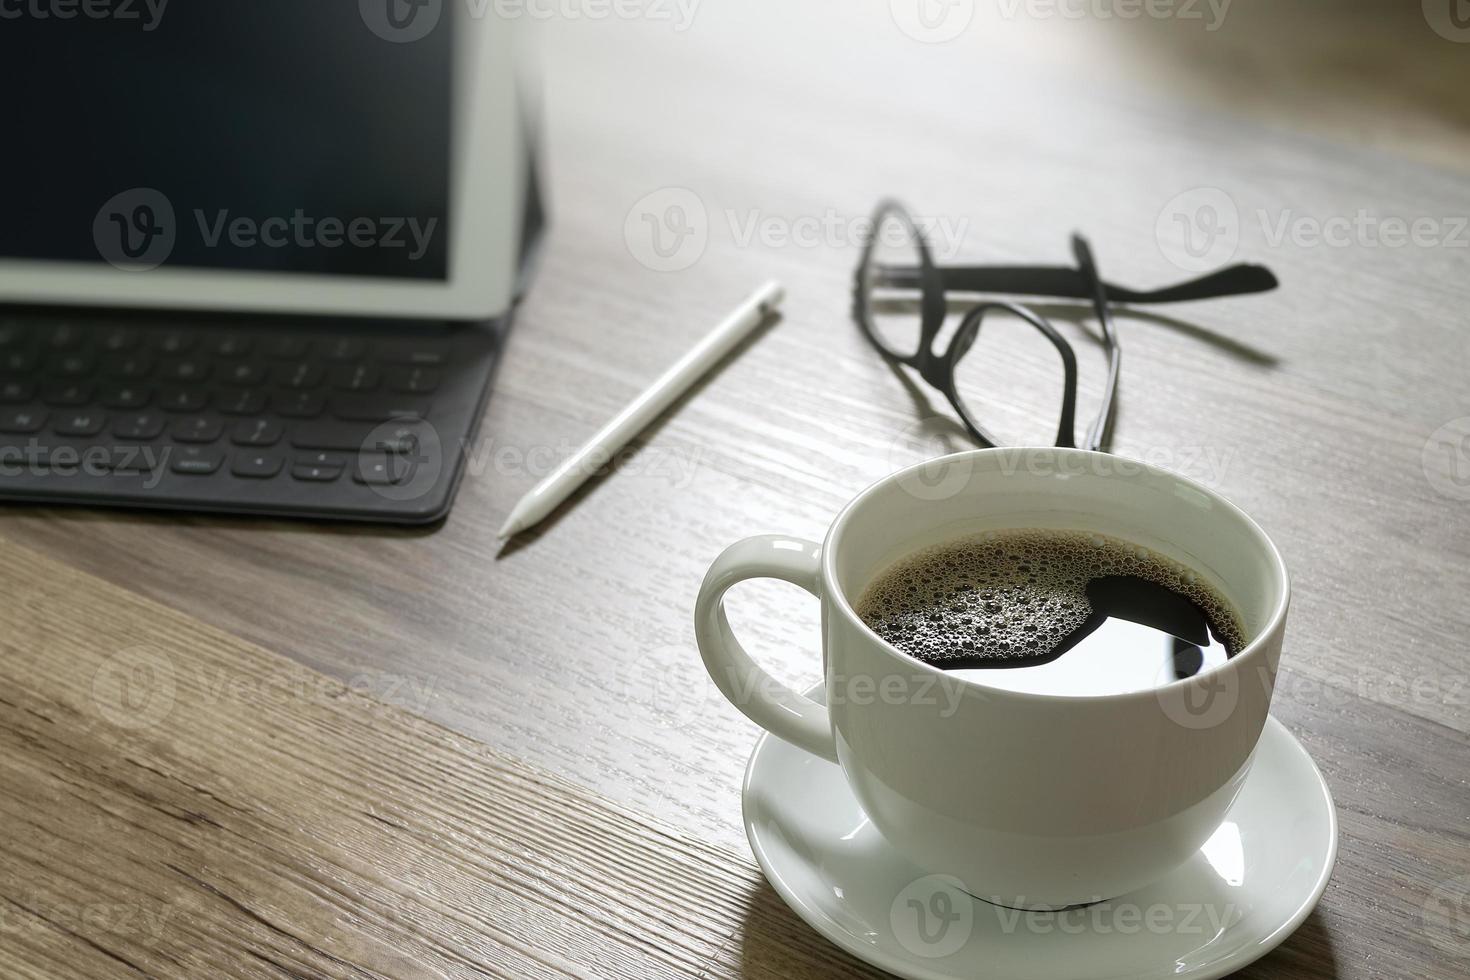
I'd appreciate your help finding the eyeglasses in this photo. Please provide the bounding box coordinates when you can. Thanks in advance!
[852,199,1278,451]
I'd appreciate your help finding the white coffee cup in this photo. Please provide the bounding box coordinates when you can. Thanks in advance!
[695,448,1289,909]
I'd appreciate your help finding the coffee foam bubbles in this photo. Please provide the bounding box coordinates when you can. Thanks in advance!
[856,529,1245,665]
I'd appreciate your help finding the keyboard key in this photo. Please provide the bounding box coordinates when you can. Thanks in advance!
[170,446,224,475]
[100,384,152,409]
[322,337,366,361]
[331,394,430,421]
[291,421,420,453]
[353,452,418,485]
[0,409,45,434]
[273,391,326,418]
[1,350,36,373]
[295,450,348,468]
[277,362,324,389]
[53,353,95,377]
[54,412,106,437]
[329,363,380,391]
[215,388,266,415]
[113,412,165,440]
[232,418,283,446]
[264,336,310,359]
[0,380,35,403]
[210,334,252,357]
[160,358,209,382]
[171,417,223,443]
[221,362,267,386]
[45,323,84,349]
[231,451,284,478]
[43,382,94,406]
[160,387,208,412]
[100,327,139,353]
[103,354,154,379]
[0,321,25,347]
[386,366,441,394]
[291,463,342,482]
[154,330,195,354]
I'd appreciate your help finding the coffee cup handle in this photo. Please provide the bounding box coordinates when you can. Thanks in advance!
[695,535,838,763]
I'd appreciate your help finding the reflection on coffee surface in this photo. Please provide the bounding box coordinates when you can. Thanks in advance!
[856,529,1246,697]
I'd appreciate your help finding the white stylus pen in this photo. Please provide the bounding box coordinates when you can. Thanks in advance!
[497,280,785,541]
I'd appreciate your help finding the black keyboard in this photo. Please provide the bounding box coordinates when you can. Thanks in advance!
[0,311,504,523]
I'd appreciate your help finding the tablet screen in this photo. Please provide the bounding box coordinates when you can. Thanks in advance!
[0,1,452,281]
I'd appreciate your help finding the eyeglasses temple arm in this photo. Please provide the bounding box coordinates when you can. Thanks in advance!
[874,263,1279,303]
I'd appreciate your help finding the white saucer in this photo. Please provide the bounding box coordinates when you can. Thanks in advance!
[743,693,1337,980]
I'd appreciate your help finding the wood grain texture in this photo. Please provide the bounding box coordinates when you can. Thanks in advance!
[3,2,1470,977]
[3,533,1460,980]
[0,537,885,979]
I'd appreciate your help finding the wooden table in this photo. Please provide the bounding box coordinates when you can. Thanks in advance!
[4,3,1469,977]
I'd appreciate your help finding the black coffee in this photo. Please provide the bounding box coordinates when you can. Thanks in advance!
[856,529,1246,697]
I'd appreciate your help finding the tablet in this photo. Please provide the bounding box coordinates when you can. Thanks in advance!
[0,3,524,321]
